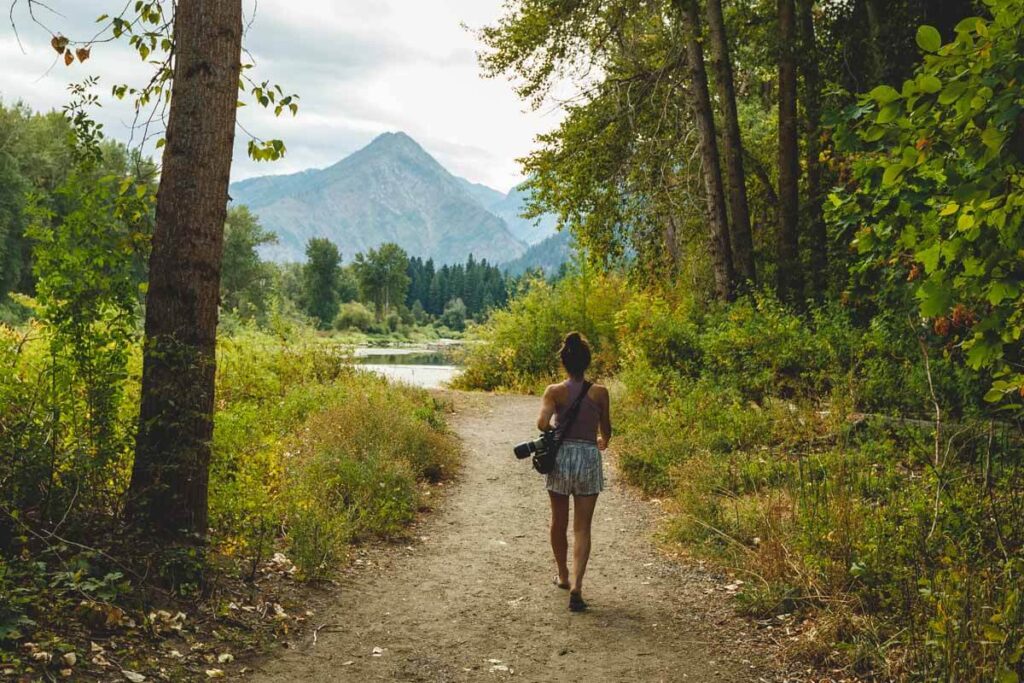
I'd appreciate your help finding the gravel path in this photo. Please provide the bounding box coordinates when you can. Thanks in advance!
[249,392,787,682]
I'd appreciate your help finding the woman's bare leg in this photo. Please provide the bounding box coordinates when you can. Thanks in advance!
[571,494,598,593]
[548,491,570,586]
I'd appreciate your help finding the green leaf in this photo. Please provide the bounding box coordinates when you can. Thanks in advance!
[938,81,967,104]
[996,668,1019,683]
[957,213,975,230]
[916,243,942,272]
[988,281,1018,305]
[877,102,901,124]
[965,336,1001,369]
[862,125,886,142]
[939,202,959,216]
[917,25,942,53]
[868,85,901,105]
[982,125,1005,150]
[883,163,906,185]
[985,387,1006,403]
[917,278,953,316]
[955,16,985,33]
[918,75,942,94]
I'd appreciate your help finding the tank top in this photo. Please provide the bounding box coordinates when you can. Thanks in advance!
[555,378,601,443]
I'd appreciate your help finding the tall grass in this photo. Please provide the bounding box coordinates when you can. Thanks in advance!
[1,322,458,585]
[209,328,459,580]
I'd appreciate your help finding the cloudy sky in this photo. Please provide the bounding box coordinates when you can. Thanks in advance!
[0,0,562,192]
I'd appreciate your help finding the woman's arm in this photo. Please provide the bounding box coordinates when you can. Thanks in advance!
[537,385,558,432]
[597,386,612,451]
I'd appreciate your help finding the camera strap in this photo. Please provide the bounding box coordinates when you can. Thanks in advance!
[554,380,593,454]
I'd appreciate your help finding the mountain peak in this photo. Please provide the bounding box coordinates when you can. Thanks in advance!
[229,131,530,266]
[365,131,425,155]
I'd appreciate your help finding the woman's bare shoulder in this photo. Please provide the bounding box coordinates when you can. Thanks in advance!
[543,382,567,398]
[587,383,610,399]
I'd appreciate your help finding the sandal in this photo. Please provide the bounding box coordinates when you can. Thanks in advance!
[568,591,587,612]
[553,577,570,590]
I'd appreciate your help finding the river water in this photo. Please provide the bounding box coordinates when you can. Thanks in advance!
[352,346,461,389]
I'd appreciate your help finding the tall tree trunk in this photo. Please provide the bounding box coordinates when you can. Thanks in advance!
[705,0,755,286]
[777,0,803,303]
[127,0,243,538]
[675,0,735,301]
[664,212,682,276]
[862,0,885,87]
[798,0,827,297]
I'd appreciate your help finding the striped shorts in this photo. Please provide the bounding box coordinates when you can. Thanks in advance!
[546,440,604,497]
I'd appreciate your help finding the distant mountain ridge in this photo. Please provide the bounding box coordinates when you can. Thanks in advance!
[229,132,560,267]
[502,230,572,276]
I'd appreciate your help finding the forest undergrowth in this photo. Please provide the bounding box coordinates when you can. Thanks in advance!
[458,276,1024,682]
[0,323,458,679]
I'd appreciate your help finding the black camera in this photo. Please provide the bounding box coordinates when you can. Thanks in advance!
[514,431,555,459]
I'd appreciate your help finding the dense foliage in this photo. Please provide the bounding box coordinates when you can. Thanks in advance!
[830,2,1024,402]
[455,265,629,392]
[406,254,510,320]
[465,0,1024,679]
[613,292,1022,680]
[0,322,456,675]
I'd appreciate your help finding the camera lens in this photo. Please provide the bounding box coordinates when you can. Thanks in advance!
[513,441,535,459]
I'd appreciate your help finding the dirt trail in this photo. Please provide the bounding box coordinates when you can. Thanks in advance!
[250,392,786,682]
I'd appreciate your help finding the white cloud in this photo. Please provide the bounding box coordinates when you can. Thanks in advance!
[0,0,562,192]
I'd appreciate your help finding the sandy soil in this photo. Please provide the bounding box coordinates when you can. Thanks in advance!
[248,392,789,682]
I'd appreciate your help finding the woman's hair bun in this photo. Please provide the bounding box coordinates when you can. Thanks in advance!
[559,331,591,375]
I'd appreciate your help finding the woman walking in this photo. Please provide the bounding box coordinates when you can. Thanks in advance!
[536,332,612,612]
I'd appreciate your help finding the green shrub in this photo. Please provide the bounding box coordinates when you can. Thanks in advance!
[464,277,1019,676]
[208,337,458,581]
[333,301,376,332]
[440,297,467,332]
[610,292,1024,679]
[455,271,631,392]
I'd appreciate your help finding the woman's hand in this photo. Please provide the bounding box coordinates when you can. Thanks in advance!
[597,436,607,451]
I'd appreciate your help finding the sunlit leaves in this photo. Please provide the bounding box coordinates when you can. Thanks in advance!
[247,139,287,163]
[916,25,942,52]
[869,85,902,105]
